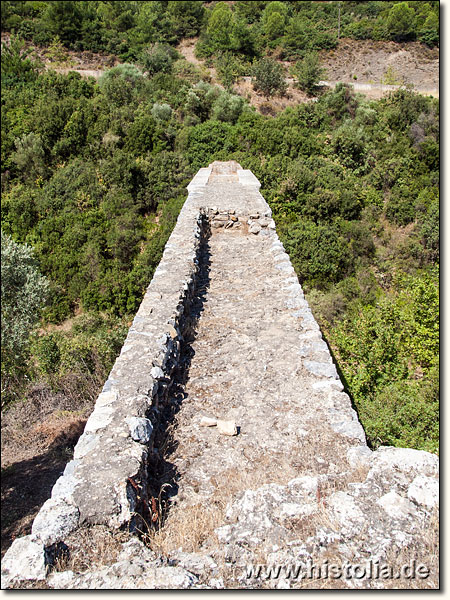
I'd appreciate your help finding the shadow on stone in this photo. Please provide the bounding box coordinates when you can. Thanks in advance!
[145,221,212,531]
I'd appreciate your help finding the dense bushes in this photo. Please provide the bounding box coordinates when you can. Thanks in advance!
[332,270,439,452]
[2,1,206,58]
[1,232,49,405]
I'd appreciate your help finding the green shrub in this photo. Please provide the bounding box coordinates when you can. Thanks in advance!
[12,132,47,180]
[332,122,367,169]
[420,197,439,260]
[33,332,62,376]
[1,231,49,401]
[358,375,438,452]
[151,102,173,123]
[186,120,236,169]
[184,81,220,122]
[1,35,43,84]
[251,57,287,98]
[331,269,439,451]
[215,52,247,90]
[282,220,352,289]
[292,51,325,96]
[98,63,145,107]
[1,184,39,240]
[138,43,177,76]
[318,83,360,123]
[211,91,246,123]
[386,184,416,226]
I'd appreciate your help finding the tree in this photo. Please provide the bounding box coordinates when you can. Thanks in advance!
[385,2,416,41]
[1,35,43,83]
[230,16,257,56]
[235,1,268,24]
[1,231,49,391]
[216,52,242,90]
[264,12,286,40]
[167,1,205,38]
[262,1,288,40]
[251,58,287,98]
[293,51,324,96]
[206,1,234,51]
[42,0,82,46]
[419,12,439,47]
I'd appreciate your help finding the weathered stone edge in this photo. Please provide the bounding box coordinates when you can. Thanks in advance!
[1,187,211,586]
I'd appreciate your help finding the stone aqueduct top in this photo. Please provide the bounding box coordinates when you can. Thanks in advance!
[2,163,439,589]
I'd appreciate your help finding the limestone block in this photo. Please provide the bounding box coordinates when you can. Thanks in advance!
[217,420,238,436]
[346,445,372,467]
[304,360,338,379]
[330,418,366,444]
[376,491,416,519]
[31,498,80,546]
[1,536,46,587]
[83,404,115,434]
[51,474,80,503]
[151,366,165,379]
[369,446,439,479]
[407,475,439,509]
[199,416,218,427]
[74,433,99,459]
[328,491,364,525]
[169,551,218,577]
[249,222,261,235]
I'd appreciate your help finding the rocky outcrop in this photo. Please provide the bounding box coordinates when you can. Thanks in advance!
[1,162,439,589]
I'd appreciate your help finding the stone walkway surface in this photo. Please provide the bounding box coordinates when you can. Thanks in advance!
[171,181,360,519]
[2,163,439,590]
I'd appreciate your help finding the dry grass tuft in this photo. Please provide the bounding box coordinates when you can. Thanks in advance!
[146,502,224,556]
[55,525,131,574]
[381,507,439,589]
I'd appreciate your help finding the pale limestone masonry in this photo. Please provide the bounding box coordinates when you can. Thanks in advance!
[2,163,439,589]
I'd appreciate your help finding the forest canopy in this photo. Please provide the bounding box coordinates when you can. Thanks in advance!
[1,1,439,62]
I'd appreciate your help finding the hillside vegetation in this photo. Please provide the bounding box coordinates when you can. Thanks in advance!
[1,1,439,60]
[1,1,439,466]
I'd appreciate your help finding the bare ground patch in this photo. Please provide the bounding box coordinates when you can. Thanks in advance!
[319,38,438,90]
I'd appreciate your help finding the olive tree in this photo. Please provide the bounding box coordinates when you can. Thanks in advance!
[1,231,49,391]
